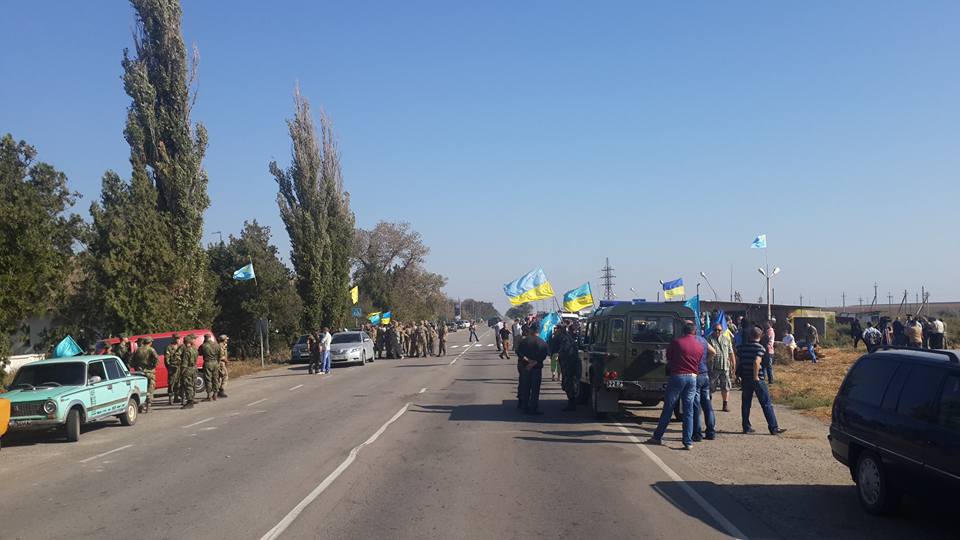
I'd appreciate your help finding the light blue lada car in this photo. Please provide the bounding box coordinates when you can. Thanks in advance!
[4,355,147,442]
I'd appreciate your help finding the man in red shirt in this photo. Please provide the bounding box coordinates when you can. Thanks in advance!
[646,321,702,450]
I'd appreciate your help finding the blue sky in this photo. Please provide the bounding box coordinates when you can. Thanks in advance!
[3,1,958,314]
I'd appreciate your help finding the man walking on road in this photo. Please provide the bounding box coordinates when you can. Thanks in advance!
[437,322,447,356]
[517,323,548,414]
[646,322,701,450]
[499,324,512,359]
[495,320,504,351]
[468,321,479,342]
[736,326,786,435]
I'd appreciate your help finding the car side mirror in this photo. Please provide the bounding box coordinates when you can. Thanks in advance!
[88,376,102,385]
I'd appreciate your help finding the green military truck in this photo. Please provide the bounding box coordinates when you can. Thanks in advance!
[578,302,695,417]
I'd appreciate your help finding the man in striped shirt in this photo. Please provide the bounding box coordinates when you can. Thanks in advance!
[736,326,786,435]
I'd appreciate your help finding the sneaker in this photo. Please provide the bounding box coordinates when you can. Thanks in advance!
[704,434,716,440]
[770,428,787,435]
[692,436,703,443]
[644,437,662,445]
[743,428,756,434]
[682,444,692,451]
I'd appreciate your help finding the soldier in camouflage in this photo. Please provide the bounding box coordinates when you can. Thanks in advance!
[130,336,160,413]
[179,335,199,409]
[426,323,436,356]
[199,334,221,401]
[166,333,182,405]
[437,322,447,357]
[112,336,132,367]
[216,334,229,398]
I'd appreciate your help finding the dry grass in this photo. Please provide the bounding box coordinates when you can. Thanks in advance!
[768,348,862,422]
[226,359,285,379]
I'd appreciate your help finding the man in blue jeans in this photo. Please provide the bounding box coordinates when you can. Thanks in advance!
[646,322,703,450]
[736,325,787,435]
[692,331,718,441]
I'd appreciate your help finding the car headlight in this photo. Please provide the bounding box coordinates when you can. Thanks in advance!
[348,347,361,354]
[43,400,58,415]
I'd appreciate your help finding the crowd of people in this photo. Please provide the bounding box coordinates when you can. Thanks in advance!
[110,333,230,412]
[850,316,948,353]
[364,321,448,360]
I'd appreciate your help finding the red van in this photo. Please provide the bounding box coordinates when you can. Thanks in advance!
[96,329,213,393]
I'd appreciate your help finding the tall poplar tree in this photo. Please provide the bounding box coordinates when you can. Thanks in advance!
[85,0,215,333]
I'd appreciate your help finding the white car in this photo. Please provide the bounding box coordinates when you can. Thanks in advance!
[328,331,375,366]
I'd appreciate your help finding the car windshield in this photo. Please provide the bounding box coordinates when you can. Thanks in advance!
[331,333,361,344]
[296,335,309,345]
[11,362,86,388]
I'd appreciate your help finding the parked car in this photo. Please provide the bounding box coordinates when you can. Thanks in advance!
[329,331,374,366]
[96,329,210,393]
[3,355,147,442]
[446,322,458,332]
[829,347,960,515]
[291,334,312,363]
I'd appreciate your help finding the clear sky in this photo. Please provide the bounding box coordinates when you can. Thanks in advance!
[3,1,959,315]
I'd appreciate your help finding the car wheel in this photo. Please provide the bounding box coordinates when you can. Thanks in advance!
[359,351,366,366]
[855,450,901,515]
[119,398,138,426]
[65,408,81,442]
[195,375,205,392]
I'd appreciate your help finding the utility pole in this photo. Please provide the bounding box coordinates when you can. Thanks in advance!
[599,258,615,301]
[859,296,863,307]
[800,294,804,308]
[842,292,846,307]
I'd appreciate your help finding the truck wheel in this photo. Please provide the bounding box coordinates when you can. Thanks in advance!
[119,398,138,426]
[65,408,81,442]
[856,450,901,515]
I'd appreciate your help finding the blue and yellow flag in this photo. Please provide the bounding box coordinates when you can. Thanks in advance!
[381,311,392,325]
[367,312,382,325]
[503,268,555,306]
[233,263,256,281]
[663,278,685,300]
[539,312,561,341]
[562,282,594,312]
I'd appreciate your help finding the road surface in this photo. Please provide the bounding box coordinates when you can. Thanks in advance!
[0,328,952,539]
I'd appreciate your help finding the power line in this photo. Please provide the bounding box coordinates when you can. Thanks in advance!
[599,257,615,301]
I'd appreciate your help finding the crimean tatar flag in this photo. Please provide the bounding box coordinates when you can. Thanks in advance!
[367,312,382,325]
[350,285,359,305]
[562,282,594,312]
[750,234,767,249]
[232,263,256,281]
[503,268,555,306]
[662,278,685,300]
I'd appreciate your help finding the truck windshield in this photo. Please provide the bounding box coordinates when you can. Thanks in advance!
[630,316,676,343]
[11,362,86,388]
[331,333,361,344]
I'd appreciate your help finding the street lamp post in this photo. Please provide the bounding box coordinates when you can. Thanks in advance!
[699,272,719,301]
[758,266,781,321]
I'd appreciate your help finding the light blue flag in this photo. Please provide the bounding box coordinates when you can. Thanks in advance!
[684,295,701,335]
[233,263,256,281]
[750,234,767,249]
[54,335,83,358]
[539,312,561,341]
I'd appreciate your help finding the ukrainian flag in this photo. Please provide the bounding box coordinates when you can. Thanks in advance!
[381,311,392,325]
[662,278,685,300]
[503,268,555,306]
[562,282,594,312]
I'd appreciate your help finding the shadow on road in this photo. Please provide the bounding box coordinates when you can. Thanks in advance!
[412,400,603,424]
[652,480,957,540]
[2,421,116,448]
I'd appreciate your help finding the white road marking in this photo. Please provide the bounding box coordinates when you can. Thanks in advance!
[79,444,133,464]
[615,422,748,539]
[259,404,411,540]
[246,398,268,407]
[418,387,427,394]
[182,417,215,429]
[449,345,460,349]
[289,384,304,391]
[487,344,494,346]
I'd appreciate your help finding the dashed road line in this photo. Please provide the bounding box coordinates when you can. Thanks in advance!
[418,387,427,394]
[615,422,748,539]
[289,384,304,391]
[79,444,133,464]
[259,403,411,540]
[182,417,215,429]
[246,398,268,407]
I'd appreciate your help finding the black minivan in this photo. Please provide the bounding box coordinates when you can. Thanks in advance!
[829,347,960,514]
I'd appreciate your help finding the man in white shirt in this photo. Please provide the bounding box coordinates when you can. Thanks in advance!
[512,319,523,353]
[930,318,946,349]
[321,327,333,374]
[495,320,505,351]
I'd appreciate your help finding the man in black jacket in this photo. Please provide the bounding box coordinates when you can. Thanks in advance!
[517,323,548,414]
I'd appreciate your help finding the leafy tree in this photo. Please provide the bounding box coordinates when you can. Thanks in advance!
[505,303,533,320]
[272,88,354,330]
[208,221,302,359]
[83,0,215,335]
[0,134,83,381]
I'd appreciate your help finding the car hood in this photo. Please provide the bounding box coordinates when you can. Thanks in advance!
[330,344,361,353]
[3,386,77,402]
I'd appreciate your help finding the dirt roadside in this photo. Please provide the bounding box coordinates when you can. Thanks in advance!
[621,386,953,540]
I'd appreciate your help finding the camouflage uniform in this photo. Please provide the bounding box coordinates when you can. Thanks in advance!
[409,326,419,357]
[426,324,436,356]
[112,338,132,367]
[199,336,221,400]
[437,324,447,356]
[130,338,160,412]
[216,335,229,398]
[166,335,182,405]
[179,336,199,408]
[419,324,429,357]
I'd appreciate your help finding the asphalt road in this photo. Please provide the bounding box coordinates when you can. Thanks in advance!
[0,328,946,539]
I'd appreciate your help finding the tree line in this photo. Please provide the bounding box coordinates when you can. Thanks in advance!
[0,0,497,379]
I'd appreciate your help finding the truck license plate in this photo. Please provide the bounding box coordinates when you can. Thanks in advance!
[605,380,624,389]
